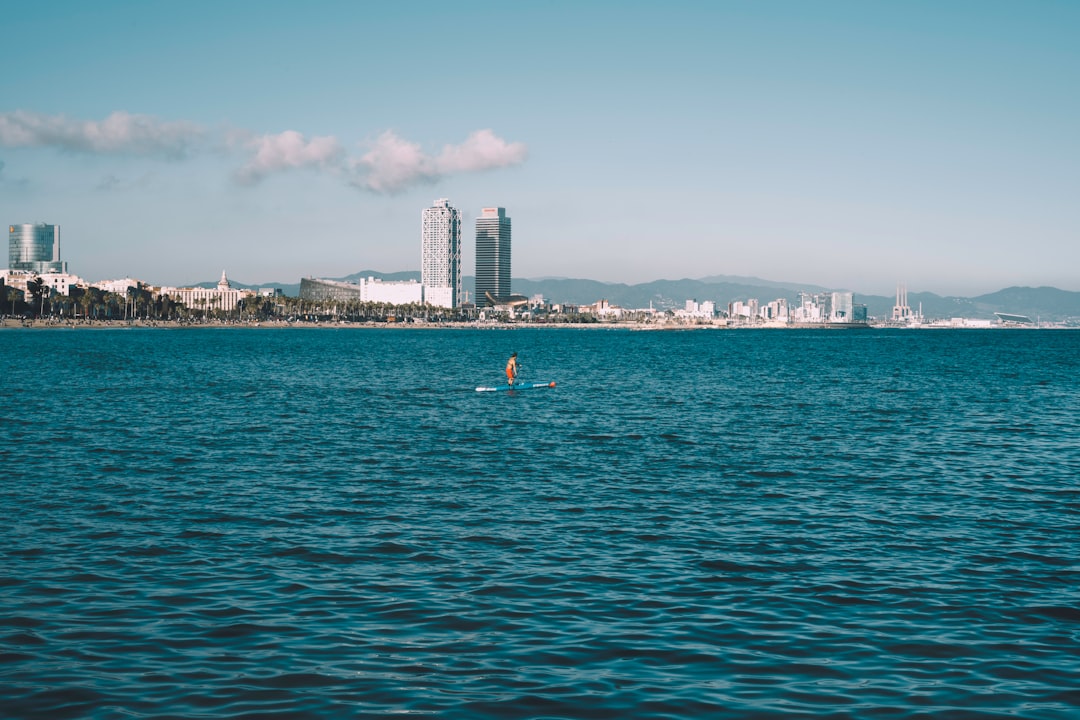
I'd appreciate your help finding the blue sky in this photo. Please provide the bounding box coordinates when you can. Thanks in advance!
[2,0,1078,295]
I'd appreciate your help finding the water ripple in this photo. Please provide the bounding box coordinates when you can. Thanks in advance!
[1,328,1079,718]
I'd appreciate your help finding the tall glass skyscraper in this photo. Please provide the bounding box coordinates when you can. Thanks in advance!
[420,199,462,308]
[475,207,511,305]
[8,223,67,274]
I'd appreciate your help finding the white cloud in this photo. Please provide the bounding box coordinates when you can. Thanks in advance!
[355,129,528,194]
[436,129,528,174]
[1,110,528,192]
[0,110,204,158]
[354,130,438,194]
[234,130,345,185]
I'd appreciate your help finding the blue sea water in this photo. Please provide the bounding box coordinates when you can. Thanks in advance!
[1,326,1078,719]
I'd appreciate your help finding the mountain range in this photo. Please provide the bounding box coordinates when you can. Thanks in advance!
[200,272,1080,322]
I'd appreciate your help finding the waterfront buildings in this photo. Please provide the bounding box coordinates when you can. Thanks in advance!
[475,207,511,306]
[8,223,67,274]
[726,292,866,326]
[158,270,246,314]
[420,199,462,308]
[677,299,716,320]
[94,278,146,295]
[831,292,854,321]
[0,269,85,298]
[299,276,423,305]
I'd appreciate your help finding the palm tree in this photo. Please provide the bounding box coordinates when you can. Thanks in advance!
[24,277,47,318]
[51,293,70,319]
[4,286,21,317]
[86,287,106,319]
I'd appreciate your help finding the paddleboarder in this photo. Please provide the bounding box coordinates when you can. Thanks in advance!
[505,352,520,386]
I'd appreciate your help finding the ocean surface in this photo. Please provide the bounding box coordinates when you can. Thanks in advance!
[1,326,1078,719]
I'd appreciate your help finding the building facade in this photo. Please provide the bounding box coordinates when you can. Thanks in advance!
[158,270,246,313]
[475,207,511,305]
[420,199,462,308]
[8,223,67,274]
[299,276,423,305]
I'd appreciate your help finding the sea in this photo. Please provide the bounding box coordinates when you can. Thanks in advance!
[1,326,1078,719]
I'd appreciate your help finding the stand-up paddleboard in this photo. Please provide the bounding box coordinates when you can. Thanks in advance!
[476,380,557,392]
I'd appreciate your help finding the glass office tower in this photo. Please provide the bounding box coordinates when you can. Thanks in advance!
[475,207,511,305]
[8,223,67,273]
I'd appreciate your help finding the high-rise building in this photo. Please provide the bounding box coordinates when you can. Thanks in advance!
[421,199,461,308]
[475,207,511,305]
[8,223,67,274]
[830,291,854,322]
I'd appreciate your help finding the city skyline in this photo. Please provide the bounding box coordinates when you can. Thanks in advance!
[2,2,1078,296]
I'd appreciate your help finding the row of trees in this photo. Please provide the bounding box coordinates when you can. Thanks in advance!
[3,280,608,324]
[5,283,157,321]
[262,297,604,324]
[3,273,626,325]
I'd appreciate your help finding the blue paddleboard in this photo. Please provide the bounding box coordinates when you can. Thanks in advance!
[476,380,556,392]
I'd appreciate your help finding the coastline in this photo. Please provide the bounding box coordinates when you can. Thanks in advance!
[0,317,647,331]
[3,318,1069,331]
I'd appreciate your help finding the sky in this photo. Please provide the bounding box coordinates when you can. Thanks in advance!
[2,0,1078,296]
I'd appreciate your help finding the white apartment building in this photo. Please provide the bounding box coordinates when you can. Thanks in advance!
[94,278,144,295]
[1,269,86,297]
[421,199,462,308]
[423,285,453,308]
[676,299,716,320]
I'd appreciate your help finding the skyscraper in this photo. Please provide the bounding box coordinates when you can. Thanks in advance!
[475,207,511,305]
[421,199,461,308]
[8,223,67,274]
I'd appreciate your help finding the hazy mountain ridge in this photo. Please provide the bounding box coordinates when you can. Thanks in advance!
[197,273,1080,321]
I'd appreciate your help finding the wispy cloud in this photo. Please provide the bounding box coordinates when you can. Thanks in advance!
[233,130,345,185]
[94,172,159,192]
[0,110,204,159]
[1,110,528,192]
[354,129,528,194]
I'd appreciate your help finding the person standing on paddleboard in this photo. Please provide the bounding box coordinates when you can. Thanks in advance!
[505,352,520,386]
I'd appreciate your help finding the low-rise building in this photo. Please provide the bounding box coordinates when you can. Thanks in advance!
[299,276,424,305]
[158,270,247,313]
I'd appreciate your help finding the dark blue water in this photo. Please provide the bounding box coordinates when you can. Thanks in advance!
[2,327,1078,719]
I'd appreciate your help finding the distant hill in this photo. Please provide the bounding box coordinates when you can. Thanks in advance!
[191,272,1080,322]
[968,286,1080,322]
